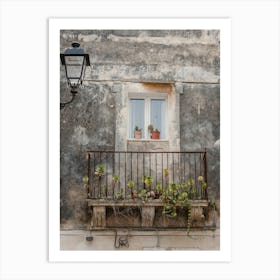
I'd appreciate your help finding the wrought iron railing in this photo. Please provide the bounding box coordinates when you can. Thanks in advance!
[86,150,208,201]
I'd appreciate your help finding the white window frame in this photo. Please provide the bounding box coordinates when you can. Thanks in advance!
[128,92,169,140]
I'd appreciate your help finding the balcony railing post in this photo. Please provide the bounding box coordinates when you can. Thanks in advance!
[93,152,95,198]
[87,152,91,198]
[112,152,115,199]
[204,148,208,200]
[136,153,139,192]
[99,152,101,198]
[105,152,108,197]
[155,153,157,186]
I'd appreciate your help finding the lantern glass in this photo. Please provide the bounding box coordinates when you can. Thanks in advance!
[64,55,86,87]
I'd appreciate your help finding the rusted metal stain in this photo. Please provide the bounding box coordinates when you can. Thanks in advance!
[141,82,174,94]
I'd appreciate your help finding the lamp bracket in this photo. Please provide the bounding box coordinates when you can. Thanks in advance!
[60,88,78,109]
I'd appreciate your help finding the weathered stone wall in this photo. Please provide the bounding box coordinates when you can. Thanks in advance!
[60,81,116,225]
[180,84,220,200]
[60,30,220,228]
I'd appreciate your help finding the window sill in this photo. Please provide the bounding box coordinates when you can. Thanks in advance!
[127,138,169,142]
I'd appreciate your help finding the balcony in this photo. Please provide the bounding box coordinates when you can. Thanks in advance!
[85,150,209,229]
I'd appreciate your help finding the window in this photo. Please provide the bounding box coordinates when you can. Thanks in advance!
[129,96,167,139]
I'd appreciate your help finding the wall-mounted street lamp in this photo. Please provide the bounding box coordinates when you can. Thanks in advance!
[60,42,90,109]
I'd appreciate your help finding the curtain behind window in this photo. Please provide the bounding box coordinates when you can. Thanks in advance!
[151,99,166,139]
[130,99,145,138]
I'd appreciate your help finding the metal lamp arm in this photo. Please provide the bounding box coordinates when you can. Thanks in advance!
[60,88,78,109]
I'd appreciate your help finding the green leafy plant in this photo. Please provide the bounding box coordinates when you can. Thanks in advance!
[111,175,119,200]
[189,188,197,199]
[197,175,207,199]
[139,189,148,204]
[134,126,142,131]
[143,175,153,189]
[95,164,105,177]
[155,184,163,199]
[187,178,196,199]
[94,164,105,198]
[83,175,89,184]
[82,175,90,198]
[127,180,135,197]
[188,178,194,187]
[112,175,119,184]
[210,200,216,210]
[198,175,203,182]
[116,187,124,200]
[161,183,180,217]
[178,190,188,202]
[180,182,187,192]
[160,183,191,229]
[127,180,135,189]
[164,169,169,187]
[202,182,207,190]
[148,124,154,133]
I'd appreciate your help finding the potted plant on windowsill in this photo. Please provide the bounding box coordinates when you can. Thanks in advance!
[151,128,160,139]
[134,126,142,139]
[148,124,160,139]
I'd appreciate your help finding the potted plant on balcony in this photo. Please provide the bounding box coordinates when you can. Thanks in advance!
[116,187,124,200]
[143,175,153,190]
[82,175,90,198]
[112,175,119,185]
[95,164,105,199]
[148,124,160,139]
[134,126,142,139]
[95,164,105,178]
[155,184,163,199]
[127,180,136,198]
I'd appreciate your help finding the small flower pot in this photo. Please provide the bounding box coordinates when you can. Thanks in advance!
[131,192,138,199]
[134,130,142,139]
[151,130,160,139]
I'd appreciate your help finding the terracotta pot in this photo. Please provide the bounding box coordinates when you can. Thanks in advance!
[134,130,142,139]
[151,130,160,139]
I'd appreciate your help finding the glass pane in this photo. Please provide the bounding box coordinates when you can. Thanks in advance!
[130,99,145,138]
[65,56,85,85]
[151,99,166,139]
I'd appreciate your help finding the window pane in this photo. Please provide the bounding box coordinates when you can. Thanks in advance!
[151,99,166,139]
[130,99,145,138]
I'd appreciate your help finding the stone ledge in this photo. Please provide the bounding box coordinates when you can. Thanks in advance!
[87,199,209,228]
[86,198,208,207]
[127,139,169,142]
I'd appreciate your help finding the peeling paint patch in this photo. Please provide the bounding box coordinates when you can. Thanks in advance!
[141,82,174,94]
